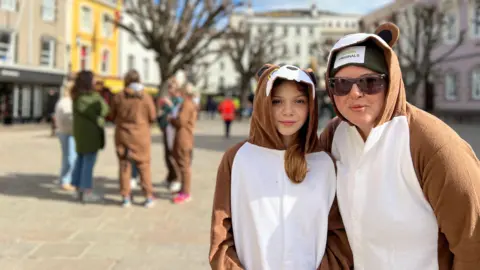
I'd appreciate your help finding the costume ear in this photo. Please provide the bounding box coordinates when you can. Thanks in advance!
[255,64,274,81]
[304,68,317,88]
[375,22,400,48]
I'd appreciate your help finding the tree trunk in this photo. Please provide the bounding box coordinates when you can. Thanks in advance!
[156,55,171,98]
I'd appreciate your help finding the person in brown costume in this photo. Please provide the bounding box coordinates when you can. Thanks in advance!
[110,70,157,208]
[169,83,198,204]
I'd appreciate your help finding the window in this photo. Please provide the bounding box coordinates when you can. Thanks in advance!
[79,45,90,70]
[309,27,314,35]
[283,26,288,35]
[219,77,225,88]
[101,50,109,74]
[472,68,480,100]
[443,12,458,42]
[0,0,16,11]
[472,0,480,38]
[444,73,457,101]
[296,26,301,35]
[102,13,114,38]
[39,38,55,67]
[127,54,135,70]
[41,0,55,21]
[143,58,149,81]
[80,5,93,33]
[128,23,136,43]
[219,61,225,69]
[283,44,288,55]
[295,44,300,55]
[336,21,341,28]
[0,32,11,62]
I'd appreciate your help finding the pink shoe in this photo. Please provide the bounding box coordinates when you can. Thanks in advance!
[173,193,191,204]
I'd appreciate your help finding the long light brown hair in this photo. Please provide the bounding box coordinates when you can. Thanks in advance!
[273,79,310,183]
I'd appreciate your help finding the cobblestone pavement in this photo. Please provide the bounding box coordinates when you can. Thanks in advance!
[0,118,477,270]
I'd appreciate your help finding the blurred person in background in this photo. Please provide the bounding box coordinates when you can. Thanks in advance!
[71,71,110,203]
[54,81,77,191]
[218,94,236,138]
[169,82,198,204]
[157,76,184,192]
[110,70,157,208]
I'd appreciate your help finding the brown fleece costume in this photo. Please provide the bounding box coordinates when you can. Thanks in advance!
[209,64,353,269]
[320,23,480,269]
[110,87,156,198]
[169,98,197,194]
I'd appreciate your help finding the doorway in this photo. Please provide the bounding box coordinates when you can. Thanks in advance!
[0,83,14,125]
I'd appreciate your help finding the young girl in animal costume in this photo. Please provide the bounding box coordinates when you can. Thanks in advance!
[320,22,480,269]
[209,64,352,269]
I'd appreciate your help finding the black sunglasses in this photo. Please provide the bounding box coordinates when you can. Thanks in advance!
[327,74,387,96]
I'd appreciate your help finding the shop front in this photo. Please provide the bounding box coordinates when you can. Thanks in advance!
[0,67,65,125]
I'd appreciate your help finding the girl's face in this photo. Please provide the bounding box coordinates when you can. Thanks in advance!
[271,80,309,145]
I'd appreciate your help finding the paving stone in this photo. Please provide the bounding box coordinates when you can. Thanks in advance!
[20,258,116,270]
[29,242,91,259]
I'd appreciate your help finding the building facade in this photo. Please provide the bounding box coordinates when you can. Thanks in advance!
[196,4,361,95]
[117,12,160,94]
[361,0,480,120]
[0,0,68,124]
[69,0,122,92]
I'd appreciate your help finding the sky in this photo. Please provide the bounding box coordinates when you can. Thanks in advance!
[251,0,394,15]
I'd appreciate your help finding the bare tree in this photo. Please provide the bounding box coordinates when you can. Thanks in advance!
[223,23,287,107]
[117,0,241,94]
[393,3,466,108]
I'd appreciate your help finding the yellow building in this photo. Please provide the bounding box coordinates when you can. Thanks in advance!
[69,0,124,92]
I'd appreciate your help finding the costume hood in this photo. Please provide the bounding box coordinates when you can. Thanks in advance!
[325,22,407,127]
[249,64,320,152]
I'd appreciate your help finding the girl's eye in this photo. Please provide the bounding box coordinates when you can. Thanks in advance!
[296,99,307,104]
[272,99,282,104]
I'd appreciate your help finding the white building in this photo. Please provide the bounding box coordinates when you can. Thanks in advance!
[118,12,160,93]
[196,4,361,95]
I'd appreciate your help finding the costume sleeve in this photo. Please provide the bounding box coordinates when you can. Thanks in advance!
[318,198,354,270]
[209,142,246,270]
[146,95,156,123]
[420,142,480,269]
[169,103,192,128]
[317,119,353,269]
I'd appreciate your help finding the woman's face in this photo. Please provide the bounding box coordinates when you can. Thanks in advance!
[332,65,386,134]
[271,81,309,143]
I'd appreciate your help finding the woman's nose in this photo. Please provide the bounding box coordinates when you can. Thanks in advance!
[349,83,364,99]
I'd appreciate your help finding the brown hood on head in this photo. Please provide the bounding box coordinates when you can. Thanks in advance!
[324,22,407,127]
[248,64,320,153]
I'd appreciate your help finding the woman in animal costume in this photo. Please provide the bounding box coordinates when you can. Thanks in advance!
[110,70,157,208]
[209,64,352,269]
[320,22,480,269]
[169,83,198,204]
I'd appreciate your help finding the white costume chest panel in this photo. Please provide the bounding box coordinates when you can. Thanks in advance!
[231,142,336,270]
[332,117,439,270]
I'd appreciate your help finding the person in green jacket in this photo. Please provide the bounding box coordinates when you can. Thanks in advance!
[71,70,110,203]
